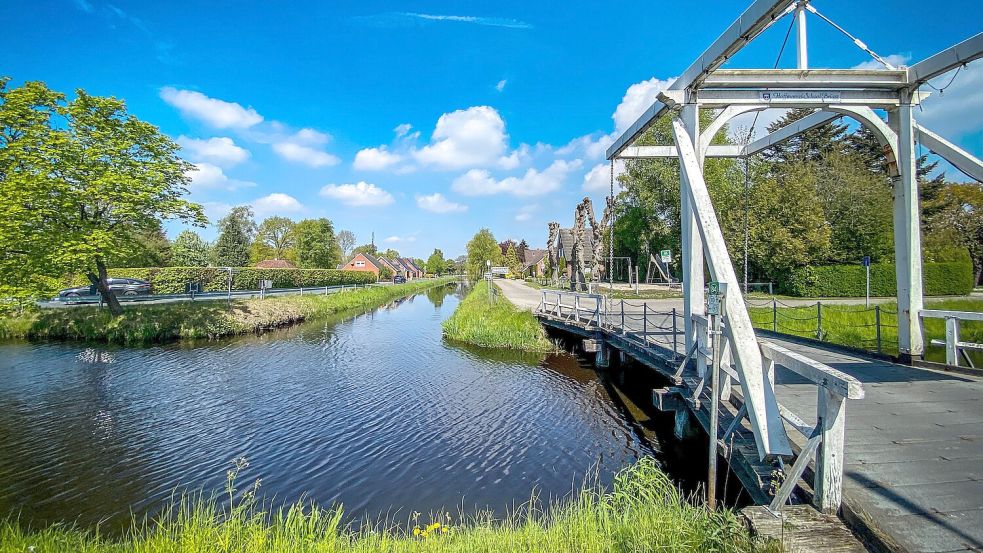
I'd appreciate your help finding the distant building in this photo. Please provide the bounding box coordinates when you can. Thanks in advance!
[521,248,548,277]
[557,229,594,277]
[340,253,387,279]
[255,259,296,269]
[401,258,424,278]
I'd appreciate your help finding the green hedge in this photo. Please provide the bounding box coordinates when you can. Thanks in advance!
[782,262,973,297]
[68,267,376,294]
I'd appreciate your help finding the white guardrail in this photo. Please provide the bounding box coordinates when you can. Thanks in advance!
[536,289,864,515]
[920,309,983,368]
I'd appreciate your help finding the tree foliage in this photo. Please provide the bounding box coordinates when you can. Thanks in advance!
[466,228,502,281]
[212,206,255,267]
[172,230,211,267]
[426,249,446,275]
[0,78,205,312]
[336,229,356,259]
[505,243,521,276]
[294,218,341,269]
[250,216,296,263]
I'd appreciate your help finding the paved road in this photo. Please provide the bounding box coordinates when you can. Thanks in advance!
[498,278,983,552]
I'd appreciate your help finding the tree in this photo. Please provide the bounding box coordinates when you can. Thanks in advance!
[213,206,255,267]
[172,230,211,266]
[0,79,205,314]
[498,239,517,256]
[352,243,377,256]
[251,216,296,263]
[466,228,503,281]
[426,249,445,275]
[762,108,848,165]
[505,243,521,276]
[924,183,983,282]
[517,239,529,262]
[106,221,173,268]
[294,218,341,269]
[380,248,400,259]
[337,229,356,259]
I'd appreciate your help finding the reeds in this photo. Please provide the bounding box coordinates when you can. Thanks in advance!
[442,281,555,352]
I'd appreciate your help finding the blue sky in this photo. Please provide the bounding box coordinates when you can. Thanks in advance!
[3,0,981,258]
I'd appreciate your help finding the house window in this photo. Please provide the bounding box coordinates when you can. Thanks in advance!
[355,261,365,267]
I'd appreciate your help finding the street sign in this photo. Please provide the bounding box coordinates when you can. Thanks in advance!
[660,249,672,263]
[491,266,508,275]
[707,280,722,315]
[862,256,871,267]
[708,281,720,296]
[259,280,273,290]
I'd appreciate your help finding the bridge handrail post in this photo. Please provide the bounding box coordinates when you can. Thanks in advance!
[817,301,823,339]
[945,316,960,366]
[875,306,882,354]
[575,294,580,322]
[672,308,678,359]
[815,387,847,514]
[621,299,625,334]
[772,299,778,332]
[643,303,648,343]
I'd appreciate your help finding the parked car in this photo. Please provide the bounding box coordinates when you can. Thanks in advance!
[57,278,153,299]
[393,275,406,284]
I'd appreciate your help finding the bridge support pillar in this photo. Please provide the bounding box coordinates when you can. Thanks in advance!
[680,102,706,360]
[595,342,610,368]
[888,95,925,362]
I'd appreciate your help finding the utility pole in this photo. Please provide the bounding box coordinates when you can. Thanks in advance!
[707,281,726,508]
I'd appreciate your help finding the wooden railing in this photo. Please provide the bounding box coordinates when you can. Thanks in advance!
[920,309,983,368]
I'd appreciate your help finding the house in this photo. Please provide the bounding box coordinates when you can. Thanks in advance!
[521,248,548,277]
[375,257,401,278]
[340,252,388,279]
[255,259,296,269]
[557,228,594,277]
[401,258,424,278]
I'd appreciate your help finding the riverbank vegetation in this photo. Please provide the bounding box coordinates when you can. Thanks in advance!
[443,281,554,352]
[0,278,453,345]
[0,457,778,553]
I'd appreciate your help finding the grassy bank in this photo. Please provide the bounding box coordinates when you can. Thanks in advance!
[0,458,778,553]
[0,278,454,345]
[443,281,554,352]
[748,297,983,356]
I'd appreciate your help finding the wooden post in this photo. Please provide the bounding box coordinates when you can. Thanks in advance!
[621,299,625,333]
[643,303,648,341]
[772,299,778,332]
[945,316,960,367]
[815,387,846,514]
[672,308,678,358]
[817,301,823,339]
[875,306,882,354]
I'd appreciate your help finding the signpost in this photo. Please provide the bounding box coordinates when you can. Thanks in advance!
[660,249,672,263]
[862,256,871,307]
[706,281,726,508]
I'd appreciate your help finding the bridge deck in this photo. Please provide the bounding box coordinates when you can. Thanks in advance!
[496,279,983,553]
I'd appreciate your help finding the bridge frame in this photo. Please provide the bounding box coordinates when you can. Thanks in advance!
[606,0,983,459]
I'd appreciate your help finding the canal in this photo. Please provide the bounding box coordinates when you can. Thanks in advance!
[0,284,707,532]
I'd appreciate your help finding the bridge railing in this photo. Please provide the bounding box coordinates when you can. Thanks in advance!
[690,314,864,515]
[920,309,983,368]
[537,290,605,328]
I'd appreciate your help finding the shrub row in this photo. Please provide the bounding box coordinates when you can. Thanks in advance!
[782,262,973,297]
[68,267,376,294]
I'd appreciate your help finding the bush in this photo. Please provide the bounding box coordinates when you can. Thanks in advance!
[66,267,376,294]
[782,262,973,297]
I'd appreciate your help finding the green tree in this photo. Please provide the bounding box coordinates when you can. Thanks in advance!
[505,243,521,276]
[337,229,356,259]
[212,206,255,267]
[380,248,400,259]
[294,218,341,269]
[251,216,296,263]
[426,248,445,275]
[172,230,211,266]
[352,243,377,256]
[105,221,173,268]
[0,79,205,314]
[466,228,503,281]
[762,108,848,165]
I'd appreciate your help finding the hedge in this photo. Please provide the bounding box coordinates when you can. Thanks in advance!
[67,267,376,294]
[782,262,973,297]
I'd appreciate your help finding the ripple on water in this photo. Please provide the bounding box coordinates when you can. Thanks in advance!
[0,287,653,530]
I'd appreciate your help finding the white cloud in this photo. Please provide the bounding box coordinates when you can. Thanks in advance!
[292,128,330,145]
[160,87,263,129]
[319,182,395,207]
[613,77,676,135]
[582,162,625,193]
[416,193,468,214]
[557,132,614,160]
[272,142,340,167]
[452,159,582,197]
[398,13,531,29]
[186,162,256,191]
[178,136,250,167]
[414,106,510,170]
[251,193,305,218]
[851,54,910,71]
[914,60,983,143]
[354,146,404,170]
[496,79,507,92]
[515,204,537,222]
[394,123,414,138]
[384,234,417,243]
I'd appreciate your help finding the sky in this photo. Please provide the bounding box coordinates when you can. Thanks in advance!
[3,0,981,258]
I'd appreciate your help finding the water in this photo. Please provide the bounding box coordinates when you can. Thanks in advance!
[0,284,699,532]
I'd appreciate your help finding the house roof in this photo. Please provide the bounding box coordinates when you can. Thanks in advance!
[376,257,399,271]
[557,229,594,261]
[349,252,383,270]
[255,258,296,269]
[521,249,548,269]
[401,258,422,273]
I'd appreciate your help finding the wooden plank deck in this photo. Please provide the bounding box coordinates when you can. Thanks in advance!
[495,279,983,553]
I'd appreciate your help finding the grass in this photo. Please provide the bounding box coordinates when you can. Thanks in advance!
[0,457,779,553]
[599,287,684,300]
[0,278,454,345]
[748,297,983,357]
[442,281,554,352]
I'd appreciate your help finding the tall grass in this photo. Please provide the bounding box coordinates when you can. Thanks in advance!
[442,281,554,352]
[0,457,779,553]
[0,279,454,345]
[748,297,983,356]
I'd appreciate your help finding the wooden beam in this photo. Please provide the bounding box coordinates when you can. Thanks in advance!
[915,124,983,183]
[907,33,983,90]
[760,341,865,400]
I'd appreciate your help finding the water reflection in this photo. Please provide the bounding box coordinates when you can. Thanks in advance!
[0,284,688,533]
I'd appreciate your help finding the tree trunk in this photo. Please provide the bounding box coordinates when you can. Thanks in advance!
[87,258,122,317]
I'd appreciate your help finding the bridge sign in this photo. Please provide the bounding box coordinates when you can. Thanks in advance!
[660,249,672,263]
[491,266,508,276]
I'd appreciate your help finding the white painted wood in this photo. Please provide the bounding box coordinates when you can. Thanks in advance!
[673,116,791,458]
[720,339,733,402]
[704,69,909,89]
[888,96,926,358]
[815,388,846,514]
[915,124,983,183]
[759,341,864,400]
[743,110,840,155]
[906,32,983,90]
[618,145,745,159]
[681,103,706,359]
[945,317,960,366]
[700,106,763,156]
[769,432,821,513]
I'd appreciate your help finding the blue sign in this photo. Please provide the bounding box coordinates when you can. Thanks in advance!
[862,256,871,267]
